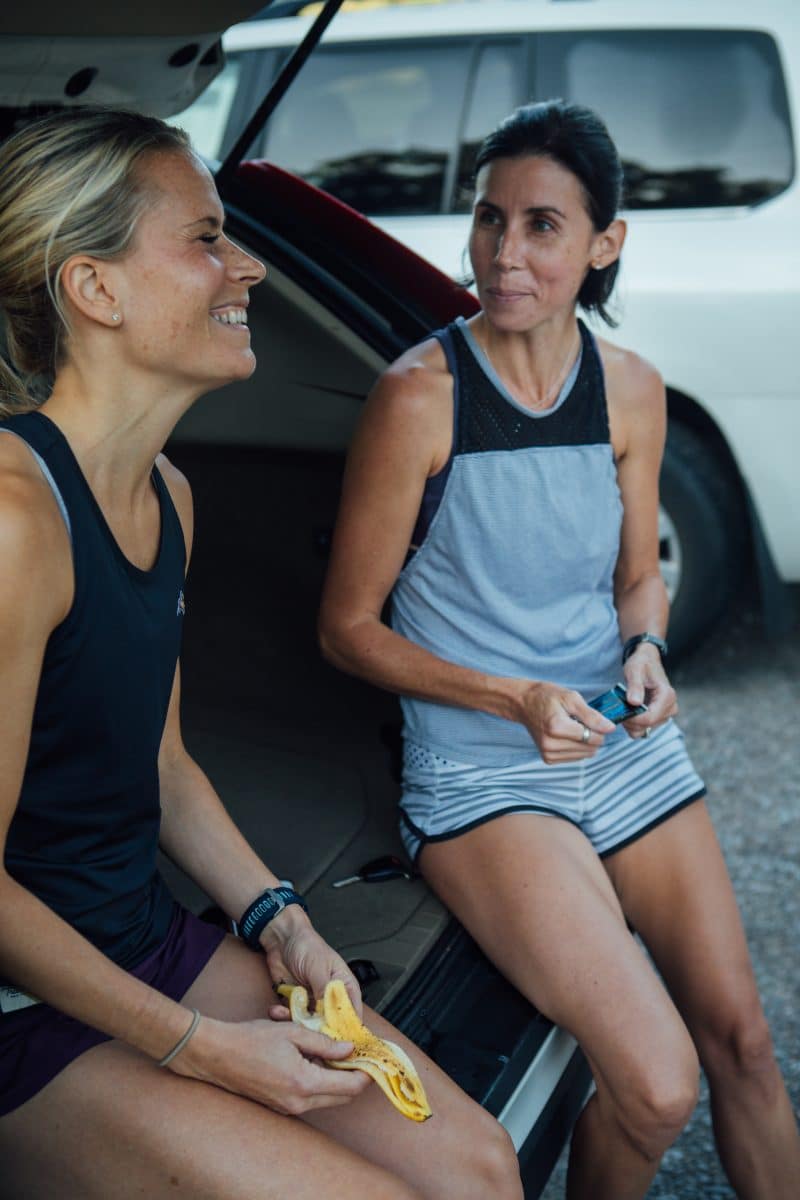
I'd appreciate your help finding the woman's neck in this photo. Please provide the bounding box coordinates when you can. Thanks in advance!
[472,312,582,412]
[42,361,197,497]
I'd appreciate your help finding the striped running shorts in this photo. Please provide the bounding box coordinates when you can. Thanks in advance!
[399,719,705,864]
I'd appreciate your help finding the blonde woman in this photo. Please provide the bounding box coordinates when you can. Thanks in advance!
[0,109,521,1200]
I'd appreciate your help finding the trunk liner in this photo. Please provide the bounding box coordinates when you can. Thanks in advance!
[161,444,449,1008]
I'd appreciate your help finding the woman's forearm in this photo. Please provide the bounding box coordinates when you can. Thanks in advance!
[614,570,670,645]
[320,613,528,724]
[157,750,283,921]
[0,872,193,1060]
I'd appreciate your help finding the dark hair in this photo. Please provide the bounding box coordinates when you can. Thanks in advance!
[474,99,624,326]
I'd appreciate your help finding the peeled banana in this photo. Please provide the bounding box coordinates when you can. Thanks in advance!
[277,979,432,1122]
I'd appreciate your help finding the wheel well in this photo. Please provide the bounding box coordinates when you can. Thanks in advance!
[665,387,747,502]
[665,386,796,637]
[665,385,753,552]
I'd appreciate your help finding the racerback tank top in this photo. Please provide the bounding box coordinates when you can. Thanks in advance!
[1,411,184,971]
[391,317,624,766]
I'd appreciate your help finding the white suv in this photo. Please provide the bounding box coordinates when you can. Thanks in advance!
[175,0,800,657]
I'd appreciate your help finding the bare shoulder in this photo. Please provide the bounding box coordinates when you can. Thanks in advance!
[376,334,451,406]
[594,335,665,459]
[358,335,453,468]
[594,334,665,411]
[155,452,193,560]
[0,434,72,626]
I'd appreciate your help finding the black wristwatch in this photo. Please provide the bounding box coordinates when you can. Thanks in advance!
[622,633,668,664]
[237,881,308,950]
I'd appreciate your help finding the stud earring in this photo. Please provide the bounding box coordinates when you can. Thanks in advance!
[591,262,603,271]
[111,313,120,322]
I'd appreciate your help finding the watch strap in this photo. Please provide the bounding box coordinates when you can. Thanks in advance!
[622,633,668,664]
[238,883,308,950]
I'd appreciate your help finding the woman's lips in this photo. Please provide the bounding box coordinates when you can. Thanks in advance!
[485,287,531,302]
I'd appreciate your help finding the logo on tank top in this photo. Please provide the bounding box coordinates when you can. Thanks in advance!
[176,590,186,617]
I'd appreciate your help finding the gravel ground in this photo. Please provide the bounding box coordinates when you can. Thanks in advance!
[540,586,800,1199]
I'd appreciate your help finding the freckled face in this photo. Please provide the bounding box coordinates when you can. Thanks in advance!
[469,154,603,331]
[112,151,266,391]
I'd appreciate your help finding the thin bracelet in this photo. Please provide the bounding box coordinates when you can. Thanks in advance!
[158,1007,201,1068]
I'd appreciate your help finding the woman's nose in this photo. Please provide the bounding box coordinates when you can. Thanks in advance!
[228,239,267,285]
[494,230,522,270]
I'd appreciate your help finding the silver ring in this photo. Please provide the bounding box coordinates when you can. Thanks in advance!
[642,727,653,739]
[581,725,591,744]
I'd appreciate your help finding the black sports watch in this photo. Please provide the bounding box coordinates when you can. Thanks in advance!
[622,633,668,664]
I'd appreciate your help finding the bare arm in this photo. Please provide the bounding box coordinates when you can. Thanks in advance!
[319,349,614,761]
[605,346,677,729]
[155,457,363,1011]
[0,457,194,1061]
[0,448,364,1112]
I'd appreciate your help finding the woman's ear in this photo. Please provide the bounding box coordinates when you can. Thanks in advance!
[59,256,122,328]
[590,218,627,271]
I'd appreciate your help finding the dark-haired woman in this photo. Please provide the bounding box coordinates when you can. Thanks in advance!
[319,100,800,1199]
[0,108,522,1199]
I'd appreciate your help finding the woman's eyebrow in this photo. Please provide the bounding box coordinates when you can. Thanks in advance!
[475,199,566,219]
[527,205,565,218]
[182,216,224,230]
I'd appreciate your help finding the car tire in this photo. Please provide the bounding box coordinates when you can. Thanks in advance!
[658,421,746,660]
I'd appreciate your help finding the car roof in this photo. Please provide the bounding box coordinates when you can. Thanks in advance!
[228,0,795,48]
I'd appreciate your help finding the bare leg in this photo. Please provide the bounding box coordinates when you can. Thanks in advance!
[0,934,520,1200]
[605,800,800,1200]
[421,814,700,1200]
[0,1040,419,1200]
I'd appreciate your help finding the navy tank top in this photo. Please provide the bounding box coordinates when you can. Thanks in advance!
[391,317,624,766]
[1,411,184,972]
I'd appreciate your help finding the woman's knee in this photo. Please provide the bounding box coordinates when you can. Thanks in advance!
[453,1111,522,1200]
[700,998,779,1093]
[614,1044,700,1161]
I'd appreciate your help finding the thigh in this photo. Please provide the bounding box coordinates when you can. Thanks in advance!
[0,937,417,1200]
[304,1005,516,1200]
[420,813,697,1106]
[0,1043,415,1200]
[189,937,516,1199]
[603,800,768,1055]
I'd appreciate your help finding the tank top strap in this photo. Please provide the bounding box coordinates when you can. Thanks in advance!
[1,409,186,588]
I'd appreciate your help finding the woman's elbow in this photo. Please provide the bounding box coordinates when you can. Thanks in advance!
[318,612,353,672]
[318,609,377,677]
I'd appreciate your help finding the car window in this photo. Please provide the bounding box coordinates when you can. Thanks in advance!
[171,49,279,162]
[451,40,525,213]
[262,42,472,215]
[536,30,794,208]
[170,55,245,160]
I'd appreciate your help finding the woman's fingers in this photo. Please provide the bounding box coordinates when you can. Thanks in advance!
[174,1014,371,1115]
[291,1026,356,1062]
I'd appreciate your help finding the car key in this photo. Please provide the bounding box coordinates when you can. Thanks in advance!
[332,854,414,888]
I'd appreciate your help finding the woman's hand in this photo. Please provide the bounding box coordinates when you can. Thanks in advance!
[169,1009,371,1115]
[621,643,677,738]
[260,906,364,1019]
[517,681,616,763]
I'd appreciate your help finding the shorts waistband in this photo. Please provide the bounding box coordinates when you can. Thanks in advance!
[0,985,41,1015]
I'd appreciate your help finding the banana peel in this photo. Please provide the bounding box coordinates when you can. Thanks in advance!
[277,980,432,1122]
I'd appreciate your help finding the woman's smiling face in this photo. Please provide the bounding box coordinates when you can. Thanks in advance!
[469,153,616,332]
[109,150,266,392]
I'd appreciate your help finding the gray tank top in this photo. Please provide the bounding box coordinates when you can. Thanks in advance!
[391,317,624,766]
